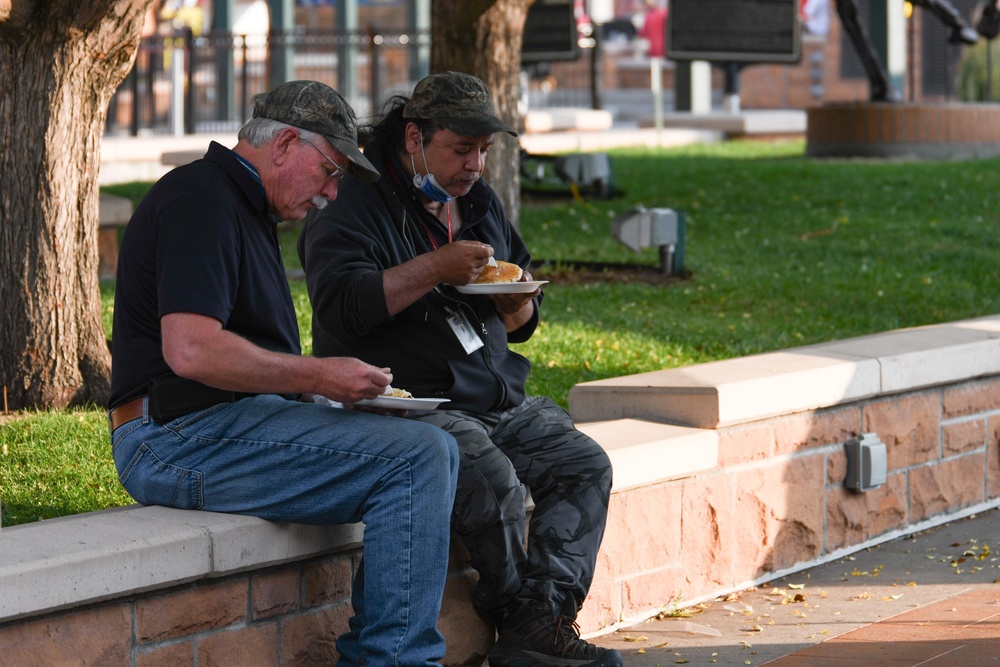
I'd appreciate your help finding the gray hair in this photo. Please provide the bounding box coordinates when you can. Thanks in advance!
[238,117,322,147]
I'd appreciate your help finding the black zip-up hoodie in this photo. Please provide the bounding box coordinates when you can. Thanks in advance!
[298,143,541,413]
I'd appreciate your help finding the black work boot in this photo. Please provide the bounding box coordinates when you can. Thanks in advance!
[488,601,624,667]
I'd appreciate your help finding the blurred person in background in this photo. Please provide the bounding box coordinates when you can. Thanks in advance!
[639,0,669,57]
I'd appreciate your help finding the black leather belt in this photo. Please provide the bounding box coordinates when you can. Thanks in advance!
[109,396,145,430]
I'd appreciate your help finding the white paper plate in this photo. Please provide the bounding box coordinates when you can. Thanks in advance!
[453,280,548,295]
[355,396,451,410]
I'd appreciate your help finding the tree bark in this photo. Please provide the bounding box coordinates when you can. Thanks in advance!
[0,0,150,410]
[430,0,530,229]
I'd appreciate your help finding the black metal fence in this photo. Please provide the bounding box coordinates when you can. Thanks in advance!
[105,27,432,137]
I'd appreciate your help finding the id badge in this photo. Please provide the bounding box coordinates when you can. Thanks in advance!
[445,307,485,355]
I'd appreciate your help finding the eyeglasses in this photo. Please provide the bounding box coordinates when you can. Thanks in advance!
[301,136,348,182]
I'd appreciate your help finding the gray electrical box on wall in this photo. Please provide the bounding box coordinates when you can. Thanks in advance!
[844,433,888,492]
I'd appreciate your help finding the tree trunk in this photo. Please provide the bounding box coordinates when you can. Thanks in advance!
[430,0,530,229]
[0,0,149,410]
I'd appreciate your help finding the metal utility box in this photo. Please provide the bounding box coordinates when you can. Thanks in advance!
[520,150,615,199]
[553,153,612,198]
[611,206,686,275]
[844,433,888,492]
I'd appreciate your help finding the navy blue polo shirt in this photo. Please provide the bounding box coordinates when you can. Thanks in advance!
[109,142,300,408]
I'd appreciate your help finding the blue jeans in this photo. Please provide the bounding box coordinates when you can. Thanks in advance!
[111,394,459,666]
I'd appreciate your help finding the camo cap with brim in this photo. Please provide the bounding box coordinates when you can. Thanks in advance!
[403,71,518,138]
[252,80,380,182]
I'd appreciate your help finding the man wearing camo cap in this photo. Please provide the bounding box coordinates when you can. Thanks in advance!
[299,71,622,667]
[109,79,459,666]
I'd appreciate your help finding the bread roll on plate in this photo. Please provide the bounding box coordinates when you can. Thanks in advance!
[473,260,523,284]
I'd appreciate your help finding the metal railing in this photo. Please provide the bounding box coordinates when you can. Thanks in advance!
[105,27,432,137]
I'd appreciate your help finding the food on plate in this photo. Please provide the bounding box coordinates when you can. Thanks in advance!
[383,386,413,398]
[472,260,523,284]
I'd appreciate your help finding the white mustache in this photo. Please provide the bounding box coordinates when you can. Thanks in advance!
[311,195,329,209]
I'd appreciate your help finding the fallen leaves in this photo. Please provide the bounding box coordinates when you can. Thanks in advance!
[850,564,884,578]
[654,601,708,620]
[767,586,810,605]
[723,602,754,615]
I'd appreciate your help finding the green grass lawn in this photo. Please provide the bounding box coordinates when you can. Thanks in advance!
[4,138,1000,527]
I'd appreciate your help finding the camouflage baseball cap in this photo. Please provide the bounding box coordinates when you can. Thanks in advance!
[252,80,380,182]
[403,71,518,138]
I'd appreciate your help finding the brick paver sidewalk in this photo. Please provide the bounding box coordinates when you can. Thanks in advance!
[587,507,1000,666]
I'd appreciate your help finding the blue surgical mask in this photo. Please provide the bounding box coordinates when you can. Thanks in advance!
[410,144,453,203]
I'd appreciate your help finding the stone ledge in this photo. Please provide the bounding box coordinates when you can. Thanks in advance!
[99,134,238,185]
[569,315,1000,428]
[658,110,808,135]
[98,193,135,278]
[0,505,363,624]
[576,418,717,492]
[151,128,721,166]
[101,134,238,162]
[522,108,614,134]
[0,418,701,625]
[98,193,133,228]
[519,126,722,154]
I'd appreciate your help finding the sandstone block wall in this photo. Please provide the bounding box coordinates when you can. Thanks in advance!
[577,375,1000,633]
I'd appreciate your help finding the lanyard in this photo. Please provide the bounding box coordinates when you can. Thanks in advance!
[386,154,453,250]
[421,203,452,250]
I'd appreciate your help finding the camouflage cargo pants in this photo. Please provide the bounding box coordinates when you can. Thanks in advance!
[408,395,613,622]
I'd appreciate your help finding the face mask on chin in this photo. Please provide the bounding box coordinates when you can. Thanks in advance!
[410,143,454,203]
